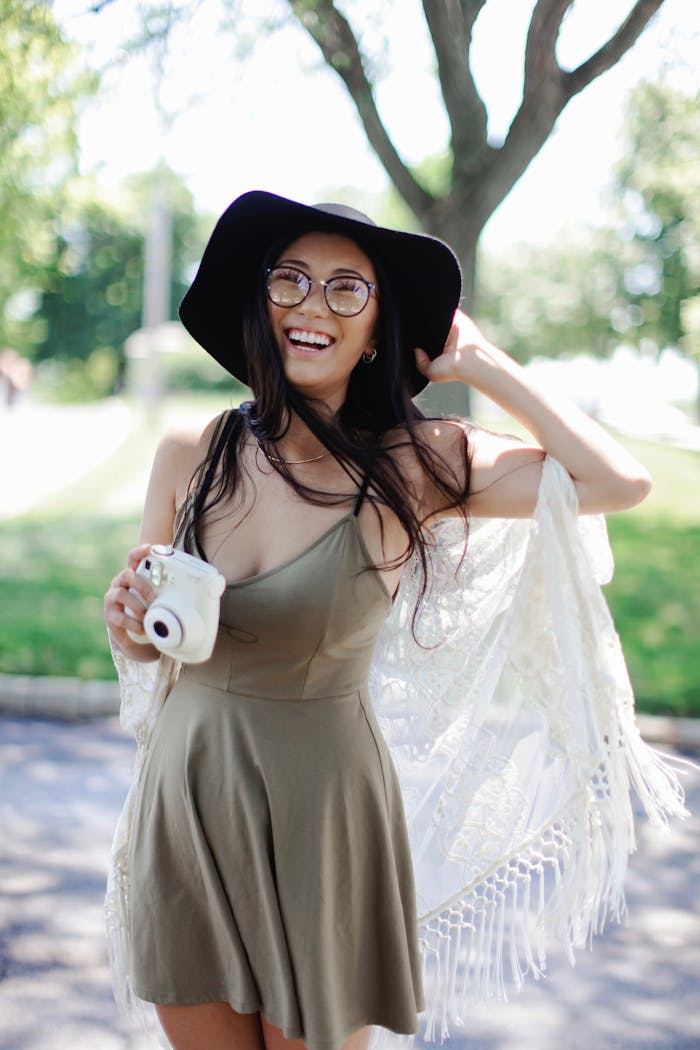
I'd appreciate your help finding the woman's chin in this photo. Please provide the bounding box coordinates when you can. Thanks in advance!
[283,368,349,408]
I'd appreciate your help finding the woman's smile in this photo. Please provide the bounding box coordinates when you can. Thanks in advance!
[284,326,336,353]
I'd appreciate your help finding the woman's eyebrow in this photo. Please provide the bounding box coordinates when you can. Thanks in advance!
[275,257,309,270]
[275,257,368,279]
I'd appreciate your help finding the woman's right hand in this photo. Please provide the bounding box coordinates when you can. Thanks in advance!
[104,543,160,661]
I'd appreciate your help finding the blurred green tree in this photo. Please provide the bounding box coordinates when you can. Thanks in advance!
[0,0,96,356]
[468,75,700,425]
[614,78,700,410]
[476,233,623,364]
[32,169,204,398]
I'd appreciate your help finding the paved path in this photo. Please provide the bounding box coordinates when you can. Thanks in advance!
[0,716,698,1049]
[0,402,134,520]
[0,399,217,521]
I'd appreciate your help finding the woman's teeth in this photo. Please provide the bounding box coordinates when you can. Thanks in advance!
[287,329,333,349]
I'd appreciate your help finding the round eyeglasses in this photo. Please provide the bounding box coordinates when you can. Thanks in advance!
[266,266,376,317]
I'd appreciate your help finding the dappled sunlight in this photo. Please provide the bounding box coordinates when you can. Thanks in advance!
[0,716,151,1049]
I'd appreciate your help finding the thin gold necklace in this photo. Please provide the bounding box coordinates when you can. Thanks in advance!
[258,442,331,465]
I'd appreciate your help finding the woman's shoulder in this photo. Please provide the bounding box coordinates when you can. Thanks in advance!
[379,417,469,461]
[151,410,233,500]
[157,409,232,457]
[375,418,469,518]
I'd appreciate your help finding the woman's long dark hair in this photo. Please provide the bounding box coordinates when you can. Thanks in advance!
[180,231,472,617]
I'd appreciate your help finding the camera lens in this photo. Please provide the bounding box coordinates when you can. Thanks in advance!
[144,606,183,651]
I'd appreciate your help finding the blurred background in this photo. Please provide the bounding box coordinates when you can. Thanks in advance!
[0,0,698,709]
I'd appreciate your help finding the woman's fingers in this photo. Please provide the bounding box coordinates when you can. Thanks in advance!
[126,542,153,570]
[414,347,432,376]
[414,345,463,384]
[104,581,143,633]
[453,308,491,350]
[103,552,156,635]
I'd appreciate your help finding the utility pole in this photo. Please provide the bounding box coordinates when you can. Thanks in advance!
[134,16,175,405]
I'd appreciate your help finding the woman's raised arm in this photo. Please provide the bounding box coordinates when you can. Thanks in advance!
[416,310,652,518]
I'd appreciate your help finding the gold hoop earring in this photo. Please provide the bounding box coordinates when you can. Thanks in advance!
[362,347,377,364]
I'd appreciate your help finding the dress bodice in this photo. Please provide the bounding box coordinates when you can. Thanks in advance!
[180,513,392,700]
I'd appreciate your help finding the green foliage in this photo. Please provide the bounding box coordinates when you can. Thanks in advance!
[0,0,96,356]
[38,197,144,366]
[33,348,121,403]
[477,234,624,363]
[30,169,205,398]
[476,79,700,371]
[615,79,700,356]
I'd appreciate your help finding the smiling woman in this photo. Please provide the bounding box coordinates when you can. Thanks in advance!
[102,190,684,1050]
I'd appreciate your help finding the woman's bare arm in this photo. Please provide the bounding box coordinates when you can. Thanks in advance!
[416,310,651,518]
[103,421,215,660]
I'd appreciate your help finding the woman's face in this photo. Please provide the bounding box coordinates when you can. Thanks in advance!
[266,231,378,410]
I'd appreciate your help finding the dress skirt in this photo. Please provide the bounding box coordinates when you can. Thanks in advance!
[127,516,424,1050]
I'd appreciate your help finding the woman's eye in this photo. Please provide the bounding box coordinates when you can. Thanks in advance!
[277,269,306,286]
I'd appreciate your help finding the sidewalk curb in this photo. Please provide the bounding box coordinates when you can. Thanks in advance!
[635,713,700,755]
[0,672,699,753]
[0,673,120,720]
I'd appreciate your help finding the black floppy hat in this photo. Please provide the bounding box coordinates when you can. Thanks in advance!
[179,190,462,400]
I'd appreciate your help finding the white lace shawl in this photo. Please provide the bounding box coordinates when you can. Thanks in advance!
[105,456,687,1046]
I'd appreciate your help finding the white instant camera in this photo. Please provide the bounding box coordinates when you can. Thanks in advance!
[126,545,226,664]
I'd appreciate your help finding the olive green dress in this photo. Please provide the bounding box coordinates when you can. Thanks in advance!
[127,498,424,1050]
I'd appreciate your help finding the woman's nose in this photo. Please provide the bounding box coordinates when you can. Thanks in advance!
[299,281,328,316]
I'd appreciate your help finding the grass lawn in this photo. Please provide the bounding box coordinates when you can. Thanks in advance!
[0,409,698,715]
[605,514,700,715]
[0,514,139,680]
[602,436,700,715]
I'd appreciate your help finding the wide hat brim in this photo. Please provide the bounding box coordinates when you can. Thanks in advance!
[179,190,462,401]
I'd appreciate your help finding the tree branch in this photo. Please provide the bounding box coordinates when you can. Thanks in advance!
[288,0,433,216]
[464,0,570,224]
[522,0,571,100]
[478,0,666,225]
[564,0,665,100]
[421,0,489,179]
[87,0,120,12]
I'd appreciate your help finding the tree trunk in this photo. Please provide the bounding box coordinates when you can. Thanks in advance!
[414,200,480,419]
[285,0,669,421]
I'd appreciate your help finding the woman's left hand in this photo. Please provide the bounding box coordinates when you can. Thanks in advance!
[414,308,494,385]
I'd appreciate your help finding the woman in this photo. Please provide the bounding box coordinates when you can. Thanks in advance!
[104,191,684,1050]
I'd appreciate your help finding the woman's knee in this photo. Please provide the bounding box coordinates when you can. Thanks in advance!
[260,1016,371,1050]
[155,1000,264,1050]
[341,1026,371,1050]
